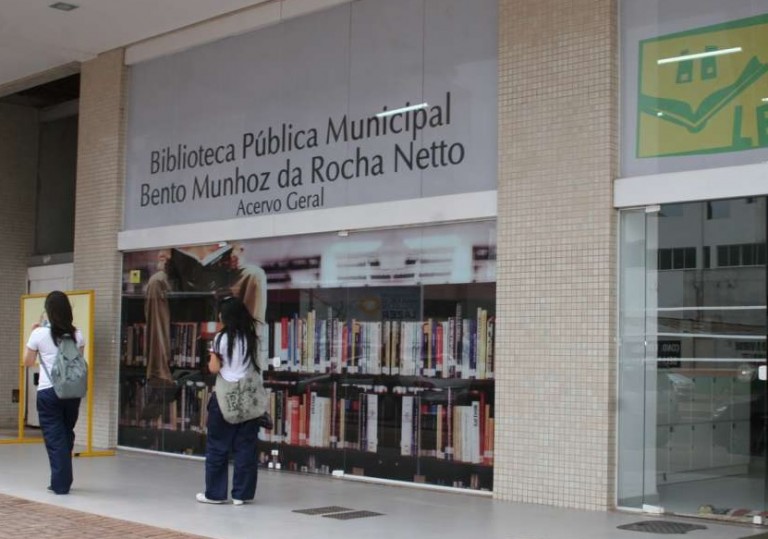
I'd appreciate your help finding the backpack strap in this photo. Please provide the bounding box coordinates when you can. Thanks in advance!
[39,354,53,384]
[37,326,56,381]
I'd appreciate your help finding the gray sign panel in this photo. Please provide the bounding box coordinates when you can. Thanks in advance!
[124,0,497,230]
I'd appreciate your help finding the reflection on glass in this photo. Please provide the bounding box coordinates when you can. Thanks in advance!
[619,197,767,518]
[118,221,496,491]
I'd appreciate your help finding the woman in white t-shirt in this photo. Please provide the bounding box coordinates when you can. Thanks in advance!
[197,296,261,505]
[23,291,85,495]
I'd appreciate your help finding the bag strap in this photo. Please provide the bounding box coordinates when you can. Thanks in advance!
[36,326,59,382]
[39,354,54,382]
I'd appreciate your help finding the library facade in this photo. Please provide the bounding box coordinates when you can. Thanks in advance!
[2,0,768,520]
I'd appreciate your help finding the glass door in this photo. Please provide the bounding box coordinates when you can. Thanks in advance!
[619,197,768,520]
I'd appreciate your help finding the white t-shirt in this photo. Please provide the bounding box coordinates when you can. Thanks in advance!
[212,333,254,382]
[26,327,85,391]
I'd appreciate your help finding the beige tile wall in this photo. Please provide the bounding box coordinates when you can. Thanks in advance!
[494,0,618,509]
[73,49,126,448]
[0,104,38,428]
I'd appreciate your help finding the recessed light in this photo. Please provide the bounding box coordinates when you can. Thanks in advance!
[49,2,79,11]
[376,103,429,118]
[657,46,742,65]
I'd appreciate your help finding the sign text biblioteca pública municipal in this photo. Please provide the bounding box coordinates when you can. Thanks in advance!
[138,92,466,216]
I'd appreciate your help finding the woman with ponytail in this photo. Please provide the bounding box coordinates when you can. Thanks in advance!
[23,291,85,495]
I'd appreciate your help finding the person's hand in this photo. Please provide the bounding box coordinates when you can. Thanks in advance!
[228,243,244,270]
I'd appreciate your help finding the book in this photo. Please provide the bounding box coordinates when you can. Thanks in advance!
[401,395,414,456]
[286,396,300,445]
[365,393,378,453]
[170,245,233,291]
[420,403,437,457]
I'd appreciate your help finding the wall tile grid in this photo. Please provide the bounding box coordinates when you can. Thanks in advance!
[73,49,126,448]
[494,0,618,509]
[0,105,38,428]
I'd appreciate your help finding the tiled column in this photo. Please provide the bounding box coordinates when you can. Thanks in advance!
[494,0,618,509]
[73,49,126,448]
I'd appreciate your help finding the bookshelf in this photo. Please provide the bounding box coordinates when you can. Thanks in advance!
[258,371,494,489]
[119,292,217,450]
[119,283,495,491]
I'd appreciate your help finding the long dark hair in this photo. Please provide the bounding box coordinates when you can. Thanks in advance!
[214,296,260,372]
[45,291,76,346]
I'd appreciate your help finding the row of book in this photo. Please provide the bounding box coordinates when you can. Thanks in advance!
[400,396,494,465]
[120,309,495,380]
[118,380,494,466]
[260,388,494,465]
[119,378,211,431]
[269,308,494,379]
[123,322,215,368]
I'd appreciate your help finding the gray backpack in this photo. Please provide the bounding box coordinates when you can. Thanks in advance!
[41,333,88,399]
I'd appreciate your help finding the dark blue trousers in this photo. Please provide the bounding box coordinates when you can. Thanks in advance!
[37,387,80,494]
[205,395,259,501]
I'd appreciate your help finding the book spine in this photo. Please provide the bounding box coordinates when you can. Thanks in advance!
[478,308,487,379]
[471,401,481,464]
[401,395,414,456]
[487,316,495,379]
[366,393,378,453]
[280,317,289,365]
[338,398,346,448]
[309,392,318,447]
[436,322,444,378]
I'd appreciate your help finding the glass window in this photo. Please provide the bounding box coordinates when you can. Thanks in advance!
[684,247,696,269]
[119,220,496,491]
[35,115,78,255]
[707,201,731,220]
[618,198,767,516]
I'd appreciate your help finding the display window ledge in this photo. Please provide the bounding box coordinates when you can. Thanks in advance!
[118,191,497,252]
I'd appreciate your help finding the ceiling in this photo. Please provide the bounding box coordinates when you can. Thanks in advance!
[0,0,269,92]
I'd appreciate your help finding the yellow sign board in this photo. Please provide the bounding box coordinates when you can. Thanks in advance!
[2,290,113,457]
[638,14,768,157]
[20,292,93,354]
[129,269,142,284]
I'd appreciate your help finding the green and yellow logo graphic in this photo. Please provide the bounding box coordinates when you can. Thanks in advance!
[638,14,768,158]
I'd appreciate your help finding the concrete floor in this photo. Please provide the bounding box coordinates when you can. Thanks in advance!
[0,443,763,539]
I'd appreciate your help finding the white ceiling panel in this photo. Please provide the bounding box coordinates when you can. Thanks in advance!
[0,0,270,88]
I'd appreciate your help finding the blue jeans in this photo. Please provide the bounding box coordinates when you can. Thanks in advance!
[37,387,80,494]
[205,395,259,501]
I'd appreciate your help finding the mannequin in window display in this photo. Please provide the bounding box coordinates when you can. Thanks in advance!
[142,242,267,414]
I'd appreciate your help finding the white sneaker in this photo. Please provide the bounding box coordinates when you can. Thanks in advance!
[232,499,253,506]
[196,492,226,504]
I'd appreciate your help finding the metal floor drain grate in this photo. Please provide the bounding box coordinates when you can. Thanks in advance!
[322,510,383,520]
[617,520,707,534]
[292,506,352,515]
